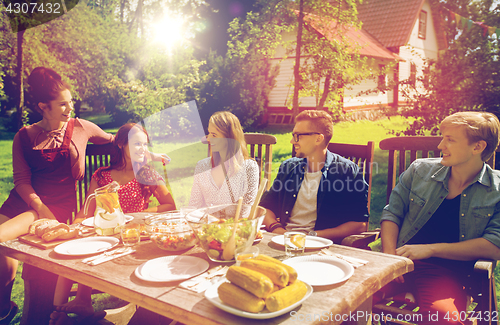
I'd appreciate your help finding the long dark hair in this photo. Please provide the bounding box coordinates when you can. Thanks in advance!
[97,123,158,199]
[27,67,71,114]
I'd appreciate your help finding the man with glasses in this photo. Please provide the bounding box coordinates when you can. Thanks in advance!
[261,110,369,242]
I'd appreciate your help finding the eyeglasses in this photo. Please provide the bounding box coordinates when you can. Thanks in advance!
[292,132,321,142]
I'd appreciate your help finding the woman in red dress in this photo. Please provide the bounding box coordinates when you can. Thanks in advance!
[50,123,175,324]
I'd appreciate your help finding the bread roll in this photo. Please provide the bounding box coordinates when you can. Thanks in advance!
[42,228,68,242]
[34,220,60,237]
[58,228,78,240]
[29,219,52,235]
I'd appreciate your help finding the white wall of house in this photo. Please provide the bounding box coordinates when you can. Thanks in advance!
[268,0,440,113]
[343,58,396,109]
[398,0,439,91]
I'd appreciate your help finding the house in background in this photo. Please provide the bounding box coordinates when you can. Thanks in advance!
[266,0,447,124]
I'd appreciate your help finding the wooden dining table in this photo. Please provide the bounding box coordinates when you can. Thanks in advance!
[0,232,413,325]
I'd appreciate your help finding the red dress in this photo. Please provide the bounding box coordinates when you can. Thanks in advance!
[92,167,164,213]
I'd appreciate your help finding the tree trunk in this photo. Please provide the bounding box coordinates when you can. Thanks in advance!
[292,0,304,120]
[317,73,331,109]
[120,0,126,23]
[16,30,25,130]
[74,100,81,118]
[138,0,143,38]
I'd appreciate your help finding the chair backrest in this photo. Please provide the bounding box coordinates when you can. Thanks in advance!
[75,143,114,214]
[379,136,441,204]
[292,141,375,213]
[380,136,499,204]
[244,133,277,191]
[204,133,277,191]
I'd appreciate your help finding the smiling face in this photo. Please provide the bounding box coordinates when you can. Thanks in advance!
[125,130,148,164]
[207,122,227,153]
[438,125,482,168]
[291,120,322,158]
[39,89,73,123]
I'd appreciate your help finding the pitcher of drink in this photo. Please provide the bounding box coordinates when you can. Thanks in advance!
[83,181,125,235]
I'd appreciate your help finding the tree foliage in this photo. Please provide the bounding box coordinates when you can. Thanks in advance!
[0,0,210,132]
[398,0,500,135]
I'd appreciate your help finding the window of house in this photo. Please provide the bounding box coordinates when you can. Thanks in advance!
[410,62,417,87]
[419,11,427,39]
[378,65,386,90]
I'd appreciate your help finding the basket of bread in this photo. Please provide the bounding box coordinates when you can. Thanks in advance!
[206,254,312,318]
[28,219,78,242]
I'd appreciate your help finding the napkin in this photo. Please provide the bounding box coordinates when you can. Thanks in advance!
[90,249,135,265]
[179,265,229,293]
[82,247,135,266]
[319,249,368,268]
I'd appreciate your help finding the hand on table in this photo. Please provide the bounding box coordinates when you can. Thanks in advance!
[396,244,434,261]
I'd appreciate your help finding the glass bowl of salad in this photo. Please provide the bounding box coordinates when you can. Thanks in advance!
[185,203,266,262]
[148,215,198,251]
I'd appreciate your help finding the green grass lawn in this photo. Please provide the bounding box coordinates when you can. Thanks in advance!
[2,114,500,322]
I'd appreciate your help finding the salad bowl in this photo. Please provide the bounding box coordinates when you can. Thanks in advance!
[186,204,266,262]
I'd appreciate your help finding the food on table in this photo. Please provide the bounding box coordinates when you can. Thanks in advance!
[218,255,307,313]
[240,260,289,287]
[254,254,298,285]
[29,219,59,236]
[28,219,78,242]
[226,266,274,299]
[255,231,263,240]
[193,217,256,261]
[236,253,256,261]
[149,218,197,251]
[265,280,308,312]
[217,282,266,313]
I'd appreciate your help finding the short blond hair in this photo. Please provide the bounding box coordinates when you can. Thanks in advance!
[295,110,334,145]
[440,112,500,161]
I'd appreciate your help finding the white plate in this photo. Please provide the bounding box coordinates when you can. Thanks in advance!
[81,215,133,227]
[205,277,313,319]
[271,235,333,249]
[283,255,354,286]
[205,278,313,319]
[135,256,209,282]
[54,237,119,256]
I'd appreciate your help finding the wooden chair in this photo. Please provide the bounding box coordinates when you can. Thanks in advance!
[74,143,114,217]
[245,133,277,191]
[363,136,498,325]
[204,133,277,191]
[292,141,375,214]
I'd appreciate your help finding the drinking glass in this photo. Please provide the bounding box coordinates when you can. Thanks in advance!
[120,222,141,246]
[235,246,259,266]
[284,231,306,257]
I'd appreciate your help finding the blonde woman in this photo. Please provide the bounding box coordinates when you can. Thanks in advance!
[189,111,259,207]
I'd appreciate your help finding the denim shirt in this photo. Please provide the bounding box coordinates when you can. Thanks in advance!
[260,150,369,230]
[381,158,500,249]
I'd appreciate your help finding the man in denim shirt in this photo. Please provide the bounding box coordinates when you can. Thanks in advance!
[381,112,500,324]
[261,110,369,243]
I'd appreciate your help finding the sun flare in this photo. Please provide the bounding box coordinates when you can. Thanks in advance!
[153,15,186,53]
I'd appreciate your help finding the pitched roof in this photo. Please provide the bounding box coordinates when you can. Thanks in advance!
[358,0,425,48]
[303,13,402,61]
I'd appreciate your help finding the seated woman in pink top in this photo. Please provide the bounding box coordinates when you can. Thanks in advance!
[0,67,115,324]
[50,123,175,324]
